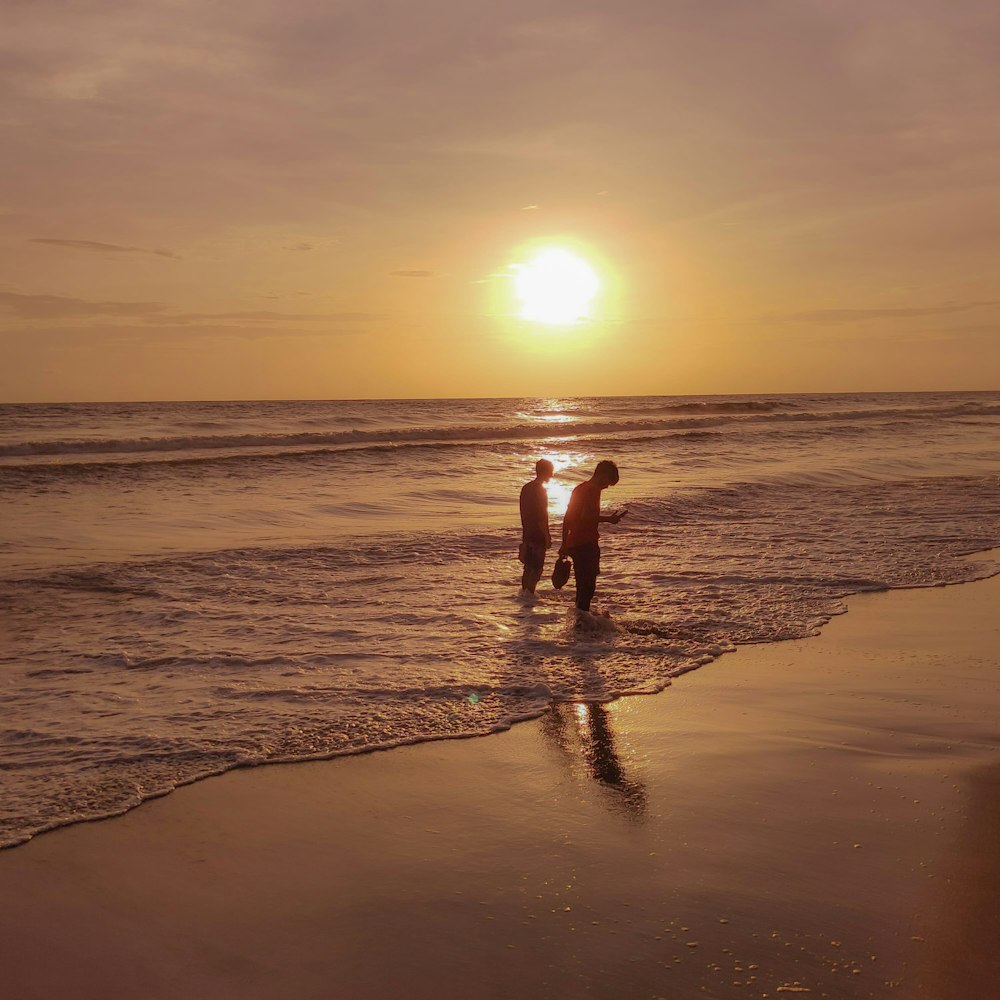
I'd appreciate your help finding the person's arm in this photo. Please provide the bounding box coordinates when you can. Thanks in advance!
[535,494,549,544]
[598,508,628,524]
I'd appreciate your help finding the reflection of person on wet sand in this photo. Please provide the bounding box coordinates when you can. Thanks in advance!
[519,459,554,594]
[559,460,627,613]
[541,701,648,819]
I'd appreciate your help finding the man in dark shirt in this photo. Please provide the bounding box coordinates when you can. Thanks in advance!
[559,460,627,612]
[519,459,554,593]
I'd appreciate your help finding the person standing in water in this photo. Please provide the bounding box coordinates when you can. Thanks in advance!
[559,460,627,613]
[519,459,554,593]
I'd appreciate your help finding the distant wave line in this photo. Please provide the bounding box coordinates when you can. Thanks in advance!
[3,401,1000,461]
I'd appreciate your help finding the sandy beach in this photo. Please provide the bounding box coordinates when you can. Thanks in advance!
[3,564,999,1000]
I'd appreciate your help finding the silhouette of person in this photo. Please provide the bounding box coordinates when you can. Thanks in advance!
[559,460,627,612]
[519,458,554,593]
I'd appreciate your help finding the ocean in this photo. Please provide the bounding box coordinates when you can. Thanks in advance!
[2,392,999,848]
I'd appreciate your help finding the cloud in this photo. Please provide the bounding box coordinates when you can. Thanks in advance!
[0,323,366,348]
[153,310,380,324]
[0,292,379,325]
[390,269,434,278]
[29,238,179,260]
[777,302,999,324]
[0,292,168,319]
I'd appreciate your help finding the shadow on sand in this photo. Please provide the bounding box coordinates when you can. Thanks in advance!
[541,701,648,821]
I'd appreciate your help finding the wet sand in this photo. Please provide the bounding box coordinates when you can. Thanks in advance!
[2,566,999,1000]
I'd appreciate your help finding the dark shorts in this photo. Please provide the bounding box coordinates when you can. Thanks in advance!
[568,542,600,580]
[519,541,547,571]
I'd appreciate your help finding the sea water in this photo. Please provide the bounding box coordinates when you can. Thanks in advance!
[1,392,998,847]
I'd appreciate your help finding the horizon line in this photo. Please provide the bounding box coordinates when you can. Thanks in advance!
[1,387,998,406]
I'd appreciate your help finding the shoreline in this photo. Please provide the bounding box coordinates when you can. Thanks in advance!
[5,547,998,852]
[3,566,1000,998]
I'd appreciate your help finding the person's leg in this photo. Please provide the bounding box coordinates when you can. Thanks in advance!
[576,568,597,611]
[522,559,544,592]
[573,544,599,611]
[521,545,545,592]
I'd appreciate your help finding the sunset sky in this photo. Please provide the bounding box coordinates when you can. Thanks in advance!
[2,0,998,402]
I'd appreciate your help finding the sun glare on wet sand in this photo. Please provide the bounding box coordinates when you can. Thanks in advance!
[513,248,601,325]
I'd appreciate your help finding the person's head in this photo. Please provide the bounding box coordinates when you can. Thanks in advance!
[593,460,619,489]
[535,458,554,483]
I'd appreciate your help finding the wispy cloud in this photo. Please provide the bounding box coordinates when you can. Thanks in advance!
[0,323,367,348]
[29,239,179,260]
[776,302,999,324]
[153,310,379,325]
[0,292,168,319]
[0,292,378,325]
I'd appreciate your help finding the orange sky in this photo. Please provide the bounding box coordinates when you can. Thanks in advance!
[2,1,999,401]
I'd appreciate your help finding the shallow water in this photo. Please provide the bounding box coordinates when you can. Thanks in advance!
[1,391,999,847]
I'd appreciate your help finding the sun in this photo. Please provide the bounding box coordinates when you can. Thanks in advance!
[513,248,600,325]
